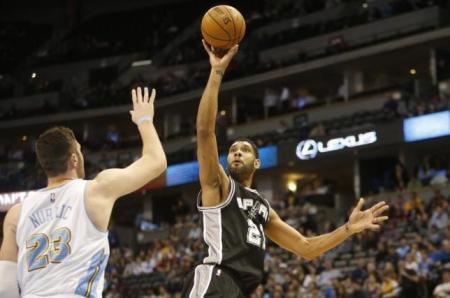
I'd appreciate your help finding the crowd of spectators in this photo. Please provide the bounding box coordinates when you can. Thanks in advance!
[2,0,448,110]
[99,183,450,297]
[1,90,448,193]
[366,154,450,197]
[165,0,445,66]
[0,21,52,73]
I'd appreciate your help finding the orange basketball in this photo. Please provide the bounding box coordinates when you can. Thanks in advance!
[201,5,246,49]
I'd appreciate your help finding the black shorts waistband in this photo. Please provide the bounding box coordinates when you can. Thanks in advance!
[203,263,246,295]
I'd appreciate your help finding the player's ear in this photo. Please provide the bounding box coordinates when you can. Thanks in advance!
[254,159,261,169]
[70,153,78,167]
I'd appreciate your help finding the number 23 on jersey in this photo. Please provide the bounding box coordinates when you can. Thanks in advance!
[26,227,72,271]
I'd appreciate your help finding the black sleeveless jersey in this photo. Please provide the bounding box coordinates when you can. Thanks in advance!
[197,177,270,295]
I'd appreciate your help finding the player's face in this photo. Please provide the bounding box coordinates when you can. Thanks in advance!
[74,141,85,179]
[227,141,260,181]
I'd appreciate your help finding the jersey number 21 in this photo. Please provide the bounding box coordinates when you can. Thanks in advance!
[246,219,266,249]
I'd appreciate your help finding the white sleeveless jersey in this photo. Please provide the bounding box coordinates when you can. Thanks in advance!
[16,179,110,298]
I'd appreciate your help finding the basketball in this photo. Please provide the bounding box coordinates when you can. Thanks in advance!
[201,5,246,49]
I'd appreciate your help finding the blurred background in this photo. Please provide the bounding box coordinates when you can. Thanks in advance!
[0,0,450,297]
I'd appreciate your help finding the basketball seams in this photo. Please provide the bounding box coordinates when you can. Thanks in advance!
[202,5,245,49]
[206,12,231,42]
[202,29,230,44]
[223,6,237,45]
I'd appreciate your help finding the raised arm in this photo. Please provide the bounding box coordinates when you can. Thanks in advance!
[197,41,238,207]
[265,199,389,260]
[85,87,167,230]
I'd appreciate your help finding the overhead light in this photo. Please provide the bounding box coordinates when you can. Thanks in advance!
[220,110,226,116]
[362,2,368,8]
[410,68,417,75]
[287,180,297,192]
[31,72,37,79]
[22,135,28,141]
[131,60,152,67]
[439,82,448,91]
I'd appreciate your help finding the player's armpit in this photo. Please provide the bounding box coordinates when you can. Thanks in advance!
[0,204,21,262]
[264,208,314,260]
[87,155,166,201]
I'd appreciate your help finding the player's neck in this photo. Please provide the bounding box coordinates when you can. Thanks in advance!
[46,173,78,189]
[237,176,253,188]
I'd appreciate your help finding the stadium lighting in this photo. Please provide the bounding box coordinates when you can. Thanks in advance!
[287,181,297,192]
[131,60,152,67]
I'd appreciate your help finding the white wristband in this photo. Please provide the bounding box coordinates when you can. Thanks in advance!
[0,261,20,298]
[136,115,153,126]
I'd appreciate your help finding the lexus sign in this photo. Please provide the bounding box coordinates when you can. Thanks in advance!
[296,131,378,160]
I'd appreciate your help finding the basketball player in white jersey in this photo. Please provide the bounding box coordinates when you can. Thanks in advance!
[0,87,167,298]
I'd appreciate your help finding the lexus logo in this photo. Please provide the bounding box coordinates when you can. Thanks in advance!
[296,131,378,160]
[296,140,319,160]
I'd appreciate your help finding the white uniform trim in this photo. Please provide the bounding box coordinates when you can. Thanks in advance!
[189,264,214,298]
[197,177,236,211]
[198,180,234,265]
[197,178,235,211]
[201,208,223,264]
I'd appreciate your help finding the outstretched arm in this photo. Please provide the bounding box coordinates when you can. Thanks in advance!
[197,40,238,207]
[85,87,167,230]
[265,199,389,260]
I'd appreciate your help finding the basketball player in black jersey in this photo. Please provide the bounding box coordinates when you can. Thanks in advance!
[182,40,389,298]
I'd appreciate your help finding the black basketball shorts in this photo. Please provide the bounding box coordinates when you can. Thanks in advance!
[181,264,245,298]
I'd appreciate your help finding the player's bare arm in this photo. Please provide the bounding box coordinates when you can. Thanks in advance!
[265,198,389,260]
[197,40,238,207]
[0,204,21,297]
[86,87,167,231]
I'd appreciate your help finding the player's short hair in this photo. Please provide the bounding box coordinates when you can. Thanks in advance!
[36,126,77,177]
[231,137,259,159]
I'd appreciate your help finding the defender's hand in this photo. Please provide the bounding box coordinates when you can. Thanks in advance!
[130,87,156,125]
[202,39,239,74]
[347,198,389,234]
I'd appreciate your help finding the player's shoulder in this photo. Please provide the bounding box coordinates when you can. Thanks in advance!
[7,204,21,218]
[4,203,22,228]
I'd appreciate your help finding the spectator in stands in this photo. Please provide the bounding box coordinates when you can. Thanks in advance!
[380,264,401,298]
[433,270,450,297]
[429,204,449,231]
[399,253,421,298]
[351,258,369,282]
[364,273,382,297]
[403,191,425,219]
[263,88,279,117]
[317,259,341,296]
[397,238,410,259]
[429,239,450,264]
[393,162,409,190]
[279,86,291,113]
[309,122,326,137]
